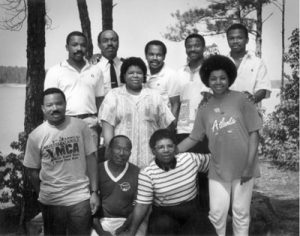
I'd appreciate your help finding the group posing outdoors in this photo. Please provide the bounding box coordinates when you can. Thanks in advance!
[23,23,271,236]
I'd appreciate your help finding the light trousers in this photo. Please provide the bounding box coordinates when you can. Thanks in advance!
[209,178,254,236]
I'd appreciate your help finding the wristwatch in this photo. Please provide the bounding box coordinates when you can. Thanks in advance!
[90,189,100,195]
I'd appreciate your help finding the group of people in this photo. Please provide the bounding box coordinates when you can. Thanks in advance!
[23,22,271,236]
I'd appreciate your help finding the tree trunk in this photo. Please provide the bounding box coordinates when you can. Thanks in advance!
[101,0,113,30]
[25,0,45,136]
[255,0,263,58]
[281,0,286,98]
[23,0,46,225]
[77,0,93,59]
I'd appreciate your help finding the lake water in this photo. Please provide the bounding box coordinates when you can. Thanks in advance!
[0,84,26,155]
[0,84,280,155]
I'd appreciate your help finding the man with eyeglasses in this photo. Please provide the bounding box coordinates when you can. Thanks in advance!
[92,135,147,236]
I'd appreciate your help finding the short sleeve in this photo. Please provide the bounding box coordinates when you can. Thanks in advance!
[189,107,206,141]
[23,134,41,169]
[193,153,210,173]
[242,96,263,132]
[136,170,153,205]
[44,66,59,90]
[98,90,118,127]
[254,60,272,97]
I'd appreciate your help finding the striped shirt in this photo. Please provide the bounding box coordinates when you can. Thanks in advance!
[136,152,210,206]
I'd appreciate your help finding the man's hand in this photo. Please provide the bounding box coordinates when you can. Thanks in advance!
[199,92,213,107]
[240,167,252,185]
[243,91,255,103]
[90,53,102,65]
[90,193,100,215]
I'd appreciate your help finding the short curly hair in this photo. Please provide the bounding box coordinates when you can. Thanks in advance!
[200,55,237,88]
[149,129,176,150]
[120,57,147,83]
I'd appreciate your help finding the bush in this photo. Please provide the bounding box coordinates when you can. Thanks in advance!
[260,29,299,171]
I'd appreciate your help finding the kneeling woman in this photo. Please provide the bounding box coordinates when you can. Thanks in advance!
[119,129,210,236]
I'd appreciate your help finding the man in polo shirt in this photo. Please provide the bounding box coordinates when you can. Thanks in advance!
[44,31,104,149]
[226,23,272,105]
[144,40,180,121]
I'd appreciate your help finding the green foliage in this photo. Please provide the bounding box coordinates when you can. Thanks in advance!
[164,0,271,41]
[0,152,24,206]
[260,28,299,171]
[0,66,27,84]
[0,132,27,207]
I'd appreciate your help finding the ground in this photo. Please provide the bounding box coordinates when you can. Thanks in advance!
[0,161,298,235]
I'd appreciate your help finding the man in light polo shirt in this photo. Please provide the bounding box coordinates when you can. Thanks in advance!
[144,40,180,121]
[226,23,271,105]
[44,31,104,148]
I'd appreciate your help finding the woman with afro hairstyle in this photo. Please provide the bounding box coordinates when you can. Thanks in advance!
[177,55,262,236]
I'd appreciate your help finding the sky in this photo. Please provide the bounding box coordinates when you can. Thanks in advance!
[0,0,299,82]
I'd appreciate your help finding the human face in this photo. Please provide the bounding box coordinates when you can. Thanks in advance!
[98,30,119,60]
[125,65,144,92]
[66,35,87,63]
[110,137,131,167]
[185,37,205,62]
[208,70,230,97]
[227,29,248,54]
[145,45,165,73]
[42,93,66,126]
[152,138,176,164]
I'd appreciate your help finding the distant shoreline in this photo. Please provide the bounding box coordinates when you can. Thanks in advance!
[0,83,25,88]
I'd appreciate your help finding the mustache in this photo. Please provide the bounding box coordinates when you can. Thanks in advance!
[51,110,61,115]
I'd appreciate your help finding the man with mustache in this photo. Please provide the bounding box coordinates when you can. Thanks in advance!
[144,40,180,121]
[226,23,271,105]
[44,31,104,151]
[23,88,99,236]
[96,29,122,95]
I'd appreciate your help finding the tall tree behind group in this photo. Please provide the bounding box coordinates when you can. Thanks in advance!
[163,0,273,57]
[77,0,93,59]
[102,0,113,30]
[24,0,45,136]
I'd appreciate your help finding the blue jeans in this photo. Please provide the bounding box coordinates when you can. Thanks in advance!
[41,199,91,236]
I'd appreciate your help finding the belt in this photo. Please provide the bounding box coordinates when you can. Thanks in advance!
[70,113,97,119]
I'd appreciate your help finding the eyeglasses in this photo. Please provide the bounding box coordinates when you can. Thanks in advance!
[154,144,175,151]
[113,146,131,155]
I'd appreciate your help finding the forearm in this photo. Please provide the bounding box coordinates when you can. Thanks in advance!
[253,89,267,103]
[127,203,150,236]
[26,167,41,194]
[87,153,99,191]
[246,131,259,167]
[169,96,180,123]
[177,136,199,153]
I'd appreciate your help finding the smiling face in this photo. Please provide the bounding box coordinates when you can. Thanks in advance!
[152,138,176,164]
[66,35,87,63]
[42,93,66,126]
[185,37,205,62]
[227,29,248,54]
[109,137,132,167]
[124,65,144,93]
[208,69,230,97]
[145,44,165,74]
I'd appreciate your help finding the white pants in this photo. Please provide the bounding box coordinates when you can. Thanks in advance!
[209,178,254,236]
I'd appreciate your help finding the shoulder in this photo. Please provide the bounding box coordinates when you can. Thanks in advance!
[28,122,47,139]
[128,163,140,174]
